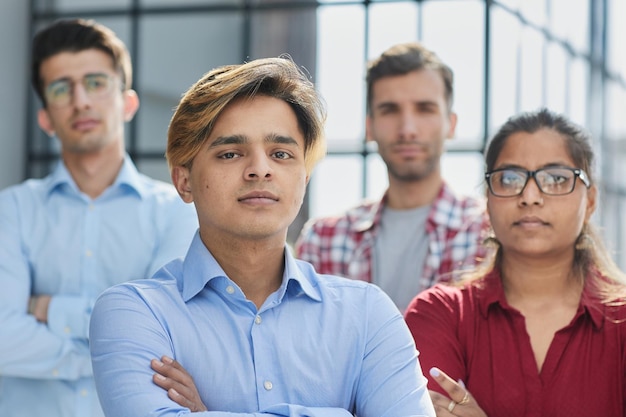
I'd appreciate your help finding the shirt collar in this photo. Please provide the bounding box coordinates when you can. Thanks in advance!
[44,154,146,199]
[477,267,606,329]
[180,232,321,303]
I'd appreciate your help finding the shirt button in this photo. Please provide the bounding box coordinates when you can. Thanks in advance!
[86,250,92,257]
[226,286,235,294]
[52,369,59,376]
[263,380,273,391]
[64,327,71,334]
[255,315,262,325]
[88,204,95,211]
[80,389,88,397]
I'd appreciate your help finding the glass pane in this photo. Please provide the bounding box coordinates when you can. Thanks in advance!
[135,159,172,184]
[367,2,419,59]
[33,0,131,11]
[607,0,626,77]
[519,26,544,112]
[308,155,363,219]
[250,7,317,70]
[316,5,366,147]
[365,152,387,201]
[489,7,521,136]
[136,13,243,153]
[551,0,589,54]
[441,152,485,199]
[545,42,567,114]
[141,0,240,5]
[423,0,484,149]
[518,0,547,26]
[568,57,588,126]
[606,81,626,139]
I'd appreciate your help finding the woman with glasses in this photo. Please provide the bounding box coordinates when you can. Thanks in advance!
[404,108,626,416]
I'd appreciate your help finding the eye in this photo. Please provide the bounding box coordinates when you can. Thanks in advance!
[499,170,525,187]
[540,169,573,186]
[84,74,110,93]
[272,150,292,160]
[47,81,70,99]
[219,152,240,160]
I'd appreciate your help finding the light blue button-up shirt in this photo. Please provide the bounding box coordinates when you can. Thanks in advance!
[0,156,198,417]
[90,232,436,417]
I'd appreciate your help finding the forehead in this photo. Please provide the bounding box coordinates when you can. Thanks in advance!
[370,68,447,105]
[495,128,574,169]
[208,95,304,146]
[40,49,116,84]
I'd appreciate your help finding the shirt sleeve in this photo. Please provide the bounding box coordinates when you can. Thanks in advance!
[354,285,435,417]
[404,285,468,394]
[0,190,93,380]
[90,286,369,417]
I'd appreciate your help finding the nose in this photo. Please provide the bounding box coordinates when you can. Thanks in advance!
[519,175,544,206]
[244,153,272,180]
[398,110,418,140]
[70,83,92,109]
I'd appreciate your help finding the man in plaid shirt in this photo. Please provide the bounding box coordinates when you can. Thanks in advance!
[295,42,490,312]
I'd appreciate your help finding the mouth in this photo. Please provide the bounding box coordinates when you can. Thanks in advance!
[392,144,428,158]
[238,191,279,204]
[513,216,549,227]
[72,118,100,131]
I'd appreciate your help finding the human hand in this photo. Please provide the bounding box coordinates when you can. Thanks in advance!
[28,295,51,323]
[428,367,487,417]
[151,355,208,412]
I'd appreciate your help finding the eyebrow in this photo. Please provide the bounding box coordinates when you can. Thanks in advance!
[494,162,575,170]
[374,99,440,110]
[208,133,300,149]
[47,72,110,86]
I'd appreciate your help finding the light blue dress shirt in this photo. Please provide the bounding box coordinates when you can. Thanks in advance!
[0,156,198,417]
[90,232,436,417]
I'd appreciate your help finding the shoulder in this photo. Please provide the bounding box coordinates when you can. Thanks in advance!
[298,259,395,309]
[432,184,489,229]
[96,258,184,305]
[301,199,380,231]
[407,281,482,318]
[135,174,181,201]
[0,178,50,215]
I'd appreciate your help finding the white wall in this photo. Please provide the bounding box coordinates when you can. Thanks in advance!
[0,0,29,190]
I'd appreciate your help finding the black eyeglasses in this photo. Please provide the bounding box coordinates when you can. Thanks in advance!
[485,166,591,197]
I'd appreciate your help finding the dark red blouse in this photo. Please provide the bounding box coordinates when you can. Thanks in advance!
[405,269,626,417]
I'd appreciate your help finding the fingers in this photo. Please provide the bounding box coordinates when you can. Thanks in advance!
[429,367,469,404]
[428,368,481,416]
[151,356,207,412]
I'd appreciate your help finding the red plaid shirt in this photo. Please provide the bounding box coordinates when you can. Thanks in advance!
[295,182,490,293]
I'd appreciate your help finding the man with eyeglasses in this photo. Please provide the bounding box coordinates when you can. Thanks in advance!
[0,18,197,417]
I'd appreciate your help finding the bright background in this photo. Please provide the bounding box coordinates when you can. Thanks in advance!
[1,0,625,266]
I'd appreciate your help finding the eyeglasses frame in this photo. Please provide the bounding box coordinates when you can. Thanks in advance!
[484,166,591,197]
[43,72,121,108]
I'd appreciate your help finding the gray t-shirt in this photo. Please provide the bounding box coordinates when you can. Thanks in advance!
[373,205,430,312]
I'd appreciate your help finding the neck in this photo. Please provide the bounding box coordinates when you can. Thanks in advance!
[200,231,286,309]
[62,144,125,199]
[385,172,442,209]
[500,250,582,305]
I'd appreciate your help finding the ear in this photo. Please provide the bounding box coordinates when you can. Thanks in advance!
[122,89,140,122]
[446,111,458,140]
[37,108,55,136]
[584,184,597,222]
[171,165,194,203]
